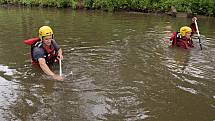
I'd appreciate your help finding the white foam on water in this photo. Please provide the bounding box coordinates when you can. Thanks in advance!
[177,85,198,94]
[0,64,16,76]
[69,71,73,75]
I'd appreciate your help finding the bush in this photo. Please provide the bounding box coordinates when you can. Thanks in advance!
[0,0,214,16]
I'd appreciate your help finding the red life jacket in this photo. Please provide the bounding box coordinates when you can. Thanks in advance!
[170,32,180,46]
[23,38,58,64]
[177,36,190,49]
[42,44,59,64]
[23,37,40,45]
[169,32,194,49]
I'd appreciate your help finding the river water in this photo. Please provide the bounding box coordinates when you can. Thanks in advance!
[0,7,215,121]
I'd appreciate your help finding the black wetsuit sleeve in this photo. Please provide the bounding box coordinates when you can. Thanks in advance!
[32,47,45,62]
[52,39,60,51]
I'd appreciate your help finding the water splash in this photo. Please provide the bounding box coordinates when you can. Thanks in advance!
[177,85,198,94]
[0,64,16,76]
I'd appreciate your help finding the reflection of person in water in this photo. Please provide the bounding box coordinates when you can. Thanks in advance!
[172,48,190,71]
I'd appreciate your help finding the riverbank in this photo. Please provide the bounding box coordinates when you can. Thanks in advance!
[0,0,214,17]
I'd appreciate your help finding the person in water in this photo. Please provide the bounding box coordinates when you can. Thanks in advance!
[170,17,197,49]
[24,26,63,80]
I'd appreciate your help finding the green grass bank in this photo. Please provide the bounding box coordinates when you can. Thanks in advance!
[0,0,215,16]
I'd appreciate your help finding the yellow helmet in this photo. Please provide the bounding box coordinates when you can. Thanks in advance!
[180,26,192,36]
[39,26,54,40]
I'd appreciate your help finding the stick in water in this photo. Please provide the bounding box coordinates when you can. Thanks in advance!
[194,20,203,50]
[59,59,62,76]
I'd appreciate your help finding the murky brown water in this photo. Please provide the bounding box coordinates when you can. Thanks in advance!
[0,7,215,121]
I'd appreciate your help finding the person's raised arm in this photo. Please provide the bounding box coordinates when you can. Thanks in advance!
[190,17,197,34]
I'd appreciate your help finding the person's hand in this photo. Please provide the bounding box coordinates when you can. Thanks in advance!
[57,53,64,60]
[192,17,197,23]
[52,74,64,81]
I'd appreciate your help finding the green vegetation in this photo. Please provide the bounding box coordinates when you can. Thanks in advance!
[0,0,215,16]
[0,0,78,9]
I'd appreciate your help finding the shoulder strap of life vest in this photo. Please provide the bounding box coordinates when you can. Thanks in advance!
[176,31,181,42]
[33,41,43,48]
